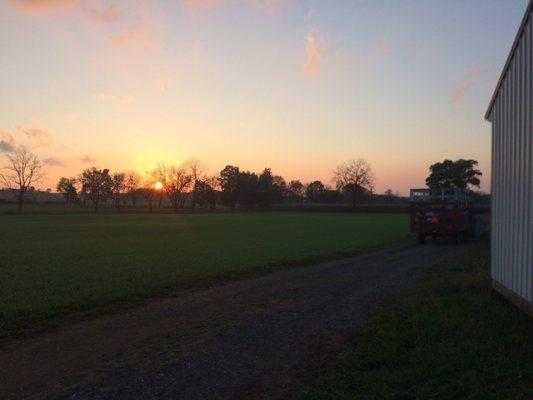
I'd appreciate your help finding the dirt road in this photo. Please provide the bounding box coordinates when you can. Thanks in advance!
[0,243,460,399]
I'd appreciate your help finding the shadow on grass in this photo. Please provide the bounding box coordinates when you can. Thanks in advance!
[297,236,533,400]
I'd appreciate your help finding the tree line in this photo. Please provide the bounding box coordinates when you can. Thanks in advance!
[1,149,483,214]
[56,158,377,213]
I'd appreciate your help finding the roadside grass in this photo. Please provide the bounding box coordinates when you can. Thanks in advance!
[0,212,409,341]
[298,238,533,400]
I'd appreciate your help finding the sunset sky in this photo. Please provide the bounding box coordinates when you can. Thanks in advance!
[0,0,528,194]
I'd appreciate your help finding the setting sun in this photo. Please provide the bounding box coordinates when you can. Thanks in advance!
[154,182,164,191]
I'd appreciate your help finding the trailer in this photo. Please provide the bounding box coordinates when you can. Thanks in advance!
[410,188,475,244]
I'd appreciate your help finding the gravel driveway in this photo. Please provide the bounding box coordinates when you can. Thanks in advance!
[0,242,459,400]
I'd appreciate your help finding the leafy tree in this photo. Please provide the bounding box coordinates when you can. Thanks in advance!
[110,172,126,211]
[305,180,326,203]
[287,180,305,203]
[79,167,112,213]
[56,177,78,205]
[0,149,45,214]
[257,168,275,207]
[195,179,217,209]
[426,159,482,189]
[155,163,192,212]
[342,183,372,206]
[383,189,399,204]
[219,165,240,210]
[272,175,287,203]
[236,171,259,208]
[333,159,375,208]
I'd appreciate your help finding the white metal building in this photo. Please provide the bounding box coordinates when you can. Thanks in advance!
[486,0,533,316]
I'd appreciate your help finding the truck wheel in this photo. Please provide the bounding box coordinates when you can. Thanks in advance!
[418,233,426,244]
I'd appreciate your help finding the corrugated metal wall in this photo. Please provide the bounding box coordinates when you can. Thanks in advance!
[489,9,533,305]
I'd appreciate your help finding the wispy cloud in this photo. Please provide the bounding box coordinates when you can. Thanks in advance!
[243,0,291,12]
[450,82,474,104]
[51,114,78,122]
[184,0,291,12]
[80,155,96,163]
[23,126,54,147]
[84,4,120,27]
[93,93,134,105]
[43,157,66,166]
[9,0,78,14]
[450,65,488,104]
[301,29,320,76]
[467,65,488,79]
[108,24,153,50]
[0,132,17,153]
[183,0,223,6]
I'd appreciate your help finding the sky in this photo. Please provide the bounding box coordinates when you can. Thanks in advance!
[0,0,529,194]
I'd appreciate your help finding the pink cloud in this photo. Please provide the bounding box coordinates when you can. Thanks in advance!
[108,24,153,50]
[21,126,54,148]
[80,155,96,163]
[184,0,291,12]
[43,157,66,166]
[84,4,120,27]
[450,65,487,104]
[450,82,474,104]
[9,0,78,14]
[467,65,488,79]
[302,29,320,76]
[184,0,223,6]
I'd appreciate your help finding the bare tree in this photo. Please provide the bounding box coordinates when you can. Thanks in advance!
[154,163,192,212]
[140,169,159,213]
[125,170,142,207]
[333,159,375,207]
[0,149,44,213]
[186,158,208,212]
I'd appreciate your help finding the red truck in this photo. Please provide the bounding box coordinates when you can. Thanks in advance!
[410,188,475,244]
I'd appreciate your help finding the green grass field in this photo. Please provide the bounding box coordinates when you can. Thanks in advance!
[0,212,409,337]
[297,239,533,400]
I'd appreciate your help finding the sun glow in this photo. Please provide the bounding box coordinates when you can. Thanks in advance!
[154,181,164,190]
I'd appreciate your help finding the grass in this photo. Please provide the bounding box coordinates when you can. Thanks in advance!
[0,212,409,339]
[297,238,533,400]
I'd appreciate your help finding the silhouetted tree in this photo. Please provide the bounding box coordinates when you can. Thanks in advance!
[125,171,142,206]
[79,167,112,213]
[383,189,399,204]
[272,175,287,203]
[186,158,208,212]
[287,180,305,203]
[0,149,45,214]
[333,159,375,208]
[305,180,326,203]
[56,177,78,205]
[195,179,217,209]
[257,168,275,207]
[236,171,259,208]
[140,169,158,213]
[155,163,192,212]
[110,172,126,211]
[219,165,240,210]
[426,159,482,189]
